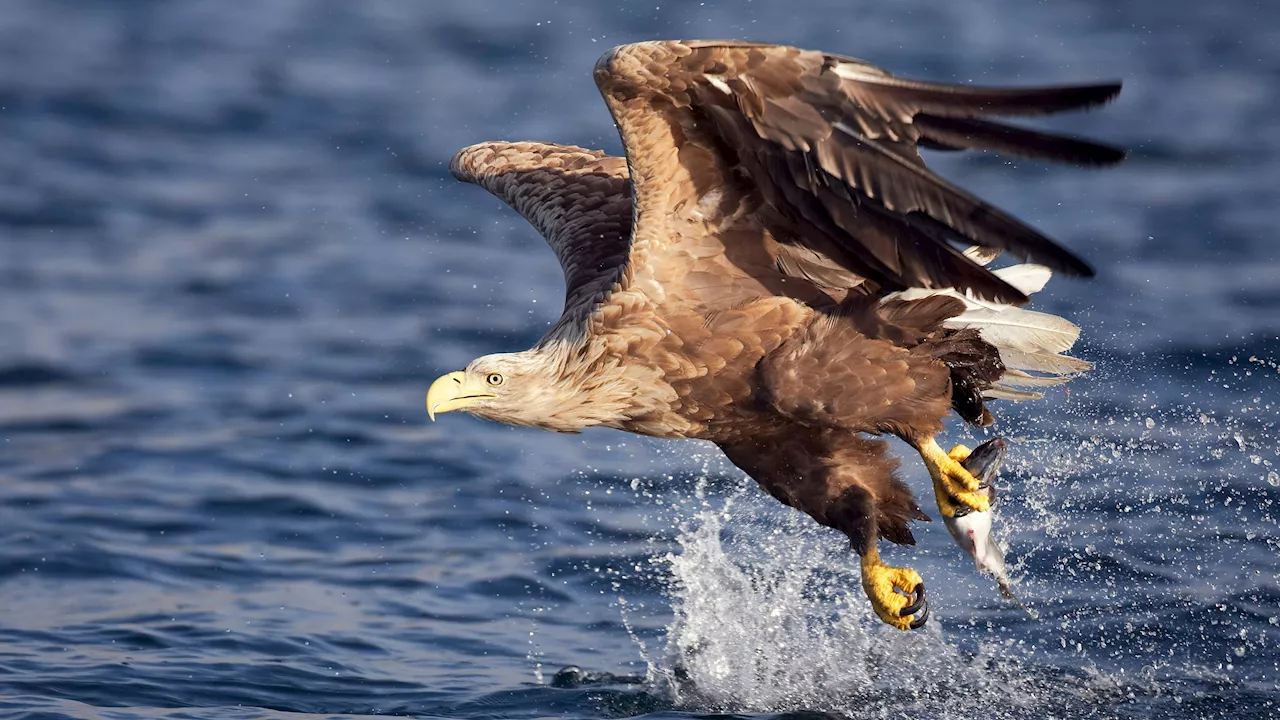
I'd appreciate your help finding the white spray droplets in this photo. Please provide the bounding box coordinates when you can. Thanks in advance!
[602,350,1280,715]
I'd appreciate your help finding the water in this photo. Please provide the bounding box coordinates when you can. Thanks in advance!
[1,1,1277,718]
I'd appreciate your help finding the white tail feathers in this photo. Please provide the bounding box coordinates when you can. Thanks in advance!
[945,307,1079,354]
[998,348,1091,376]
[983,385,1050,401]
[998,368,1073,387]
[990,263,1052,295]
[885,259,1090,401]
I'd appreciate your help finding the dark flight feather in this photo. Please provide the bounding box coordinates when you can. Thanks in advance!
[914,114,1127,166]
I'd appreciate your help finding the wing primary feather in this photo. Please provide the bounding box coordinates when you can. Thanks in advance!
[914,114,1127,166]
[823,126,1096,277]
[839,72,1123,118]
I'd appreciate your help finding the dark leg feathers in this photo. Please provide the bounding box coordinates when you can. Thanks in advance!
[923,327,1005,427]
[720,430,928,551]
[870,296,1005,427]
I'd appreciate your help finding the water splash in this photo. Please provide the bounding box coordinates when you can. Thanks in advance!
[629,352,1279,717]
[640,473,1126,718]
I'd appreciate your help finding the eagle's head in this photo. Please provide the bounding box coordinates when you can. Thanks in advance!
[426,344,641,433]
[426,351,561,429]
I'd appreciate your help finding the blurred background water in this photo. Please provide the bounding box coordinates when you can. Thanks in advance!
[0,1,1277,718]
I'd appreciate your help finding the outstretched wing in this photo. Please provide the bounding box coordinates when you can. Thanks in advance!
[593,40,1124,306]
[450,142,634,336]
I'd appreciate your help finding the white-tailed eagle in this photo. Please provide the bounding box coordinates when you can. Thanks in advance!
[427,41,1123,630]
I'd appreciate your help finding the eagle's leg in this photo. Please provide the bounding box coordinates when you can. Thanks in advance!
[914,437,989,517]
[758,312,993,520]
[719,430,931,631]
[859,542,928,631]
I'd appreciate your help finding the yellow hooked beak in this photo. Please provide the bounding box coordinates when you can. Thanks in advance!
[426,371,496,420]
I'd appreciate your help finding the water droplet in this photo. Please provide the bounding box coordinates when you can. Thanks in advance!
[1268,471,1279,487]
[1144,417,1155,429]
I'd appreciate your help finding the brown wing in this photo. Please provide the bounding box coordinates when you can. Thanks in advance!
[450,142,634,337]
[593,41,1124,305]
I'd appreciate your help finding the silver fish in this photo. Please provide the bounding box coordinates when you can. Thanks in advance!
[946,437,1038,618]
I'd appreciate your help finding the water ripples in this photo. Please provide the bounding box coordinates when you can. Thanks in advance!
[1,1,1278,718]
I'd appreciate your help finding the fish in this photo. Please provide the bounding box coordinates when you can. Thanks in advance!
[946,437,1039,618]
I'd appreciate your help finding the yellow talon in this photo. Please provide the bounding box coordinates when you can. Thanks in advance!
[860,549,928,630]
[918,438,990,518]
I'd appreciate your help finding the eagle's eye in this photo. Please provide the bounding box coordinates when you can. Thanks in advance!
[486,373,504,387]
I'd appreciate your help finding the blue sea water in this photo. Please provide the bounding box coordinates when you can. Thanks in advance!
[1,1,1278,718]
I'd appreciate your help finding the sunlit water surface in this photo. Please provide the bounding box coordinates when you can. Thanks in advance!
[1,2,1277,718]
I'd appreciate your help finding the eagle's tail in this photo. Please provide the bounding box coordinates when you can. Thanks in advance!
[885,260,1090,414]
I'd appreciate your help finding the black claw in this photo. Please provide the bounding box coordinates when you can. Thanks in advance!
[909,602,930,629]
[899,581,926,617]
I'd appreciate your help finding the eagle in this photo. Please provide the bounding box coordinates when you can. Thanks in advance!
[427,41,1123,630]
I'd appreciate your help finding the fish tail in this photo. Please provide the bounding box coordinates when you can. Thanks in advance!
[998,577,1040,619]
